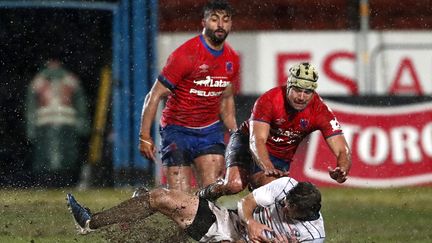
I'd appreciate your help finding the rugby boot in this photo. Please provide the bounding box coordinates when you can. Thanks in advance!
[66,193,93,234]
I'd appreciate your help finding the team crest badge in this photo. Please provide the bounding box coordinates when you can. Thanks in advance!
[226,61,233,74]
[292,228,301,237]
[300,119,309,129]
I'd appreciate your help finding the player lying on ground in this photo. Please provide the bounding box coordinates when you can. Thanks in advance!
[67,177,325,242]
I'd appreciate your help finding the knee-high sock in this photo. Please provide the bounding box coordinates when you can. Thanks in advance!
[89,192,154,229]
[199,179,225,201]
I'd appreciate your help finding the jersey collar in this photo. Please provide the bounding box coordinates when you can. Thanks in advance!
[200,34,224,57]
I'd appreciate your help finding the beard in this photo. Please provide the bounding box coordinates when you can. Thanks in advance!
[204,27,228,46]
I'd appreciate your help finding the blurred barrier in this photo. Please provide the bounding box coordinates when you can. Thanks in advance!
[112,0,158,187]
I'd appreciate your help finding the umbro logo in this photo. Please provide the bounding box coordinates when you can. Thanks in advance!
[275,118,286,125]
[199,64,209,73]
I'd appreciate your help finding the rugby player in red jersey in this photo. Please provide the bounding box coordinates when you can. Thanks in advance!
[199,62,352,201]
[138,0,239,192]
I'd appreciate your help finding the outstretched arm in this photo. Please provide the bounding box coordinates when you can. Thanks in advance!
[139,80,171,161]
[325,134,352,183]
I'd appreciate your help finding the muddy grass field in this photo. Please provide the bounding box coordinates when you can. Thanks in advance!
[1,186,432,243]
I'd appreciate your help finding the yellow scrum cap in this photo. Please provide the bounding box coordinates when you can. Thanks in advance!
[287,62,319,90]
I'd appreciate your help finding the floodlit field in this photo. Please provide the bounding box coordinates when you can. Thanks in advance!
[1,186,432,242]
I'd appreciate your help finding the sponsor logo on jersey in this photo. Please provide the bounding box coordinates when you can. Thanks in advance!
[330,118,341,131]
[271,136,284,143]
[189,89,223,97]
[271,128,302,144]
[193,76,230,87]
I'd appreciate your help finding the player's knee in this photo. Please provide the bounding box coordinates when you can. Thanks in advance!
[148,188,169,207]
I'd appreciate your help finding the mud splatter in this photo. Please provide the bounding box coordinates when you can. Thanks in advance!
[102,213,194,243]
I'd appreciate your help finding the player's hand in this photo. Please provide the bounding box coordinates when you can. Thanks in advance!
[138,136,157,161]
[263,168,290,178]
[328,166,348,183]
[246,220,274,243]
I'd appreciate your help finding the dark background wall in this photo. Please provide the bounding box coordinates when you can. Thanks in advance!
[158,0,432,31]
[0,7,112,186]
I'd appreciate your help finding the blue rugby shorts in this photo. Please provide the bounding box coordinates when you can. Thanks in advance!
[159,122,225,166]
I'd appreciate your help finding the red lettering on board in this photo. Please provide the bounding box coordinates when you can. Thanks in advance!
[323,51,358,95]
[389,57,423,95]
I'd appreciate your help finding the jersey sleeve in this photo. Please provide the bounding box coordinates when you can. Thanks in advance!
[314,100,343,138]
[159,45,194,90]
[230,54,240,94]
[252,177,298,207]
[250,93,273,124]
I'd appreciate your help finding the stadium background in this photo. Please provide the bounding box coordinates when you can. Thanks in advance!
[1,0,431,188]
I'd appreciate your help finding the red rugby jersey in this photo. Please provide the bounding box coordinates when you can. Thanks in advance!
[241,85,343,161]
[158,35,240,128]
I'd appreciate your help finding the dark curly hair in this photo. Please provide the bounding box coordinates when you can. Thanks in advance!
[202,0,234,18]
[286,182,321,220]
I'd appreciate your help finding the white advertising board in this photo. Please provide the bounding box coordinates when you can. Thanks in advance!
[158,31,432,95]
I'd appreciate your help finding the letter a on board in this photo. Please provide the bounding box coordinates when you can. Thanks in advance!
[389,57,423,95]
